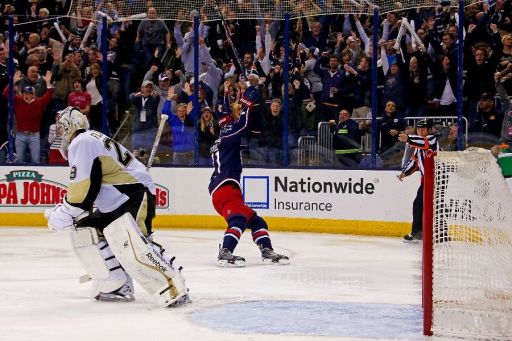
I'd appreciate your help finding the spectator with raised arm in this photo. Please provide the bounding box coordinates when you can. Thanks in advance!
[15,65,47,97]
[314,52,345,122]
[52,51,81,111]
[68,79,92,121]
[3,70,53,163]
[135,7,171,69]
[162,93,194,166]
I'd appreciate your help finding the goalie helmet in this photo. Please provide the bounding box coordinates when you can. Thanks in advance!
[57,106,90,159]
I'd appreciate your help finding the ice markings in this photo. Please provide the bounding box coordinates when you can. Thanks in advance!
[192,300,423,339]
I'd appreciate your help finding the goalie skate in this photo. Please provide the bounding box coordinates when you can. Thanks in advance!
[166,293,191,307]
[217,248,246,267]
[260,246,290,265]
[95,277,135,302]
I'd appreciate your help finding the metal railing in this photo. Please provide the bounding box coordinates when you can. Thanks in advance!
[298,116,470,167]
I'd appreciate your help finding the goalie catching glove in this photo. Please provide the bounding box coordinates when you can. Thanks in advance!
[46,198,85,232]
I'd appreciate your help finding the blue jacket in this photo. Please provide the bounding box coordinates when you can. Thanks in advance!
[162,100,195,153]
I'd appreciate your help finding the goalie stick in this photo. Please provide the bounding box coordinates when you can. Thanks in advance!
[78,114,169,284]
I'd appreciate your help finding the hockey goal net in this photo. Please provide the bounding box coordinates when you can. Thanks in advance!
[423,149,512,339]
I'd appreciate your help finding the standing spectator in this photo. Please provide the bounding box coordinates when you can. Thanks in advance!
[476,92,503,138]
[48,116,66,165]
[198,106,218,165]
[173,17,209,77]
[398,119,439,242]
[15,65,47,97]
[209,86,289,267]
[68,79,92,120]
[381,58,407,115]
[304,46,322,103]
[129,80,160,151]
[0,46,8,148]
[53,52,81,111]
[261,98,284,165]
[378,100,407,153]
[330,109,365,167]
[314,53,345,122]
[464,24,502,131]
[352,55,371,119]
[143,66,171,116]
[135,7,171,69]
[3,71,53,163]
[430,54,458,116]
[162,97,194,166]
[85,62,104,132]
[404,53,428,117]
[300,19,328,52]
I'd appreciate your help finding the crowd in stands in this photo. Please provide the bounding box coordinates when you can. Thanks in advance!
[0,0,512,168]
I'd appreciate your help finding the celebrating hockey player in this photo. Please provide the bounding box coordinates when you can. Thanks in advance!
[209,82,290,267]
[45,106,189,307]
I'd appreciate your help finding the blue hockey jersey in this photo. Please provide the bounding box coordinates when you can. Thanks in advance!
[208,100,251,195]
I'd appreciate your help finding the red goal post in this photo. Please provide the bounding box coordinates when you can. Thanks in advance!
[422,149,512,340]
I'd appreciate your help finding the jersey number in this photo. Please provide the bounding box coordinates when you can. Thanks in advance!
[104,137,133,167]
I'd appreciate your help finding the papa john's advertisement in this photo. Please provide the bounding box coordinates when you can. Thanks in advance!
[0,167,170,212]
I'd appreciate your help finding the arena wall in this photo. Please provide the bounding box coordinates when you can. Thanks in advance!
[0,166,419,236]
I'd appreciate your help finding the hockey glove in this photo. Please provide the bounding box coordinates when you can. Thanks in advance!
[46,199,85,232]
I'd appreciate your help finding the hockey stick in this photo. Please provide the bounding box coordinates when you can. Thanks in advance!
[213,1,245,76]
[146,113,169,171]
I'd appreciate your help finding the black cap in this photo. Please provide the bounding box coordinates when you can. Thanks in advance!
[416,119,431,128]
[480,92,494,101]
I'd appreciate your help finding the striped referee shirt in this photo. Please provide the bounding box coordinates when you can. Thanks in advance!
[401,134,439,177]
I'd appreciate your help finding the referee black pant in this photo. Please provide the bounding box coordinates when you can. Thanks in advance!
[411,183,423,235]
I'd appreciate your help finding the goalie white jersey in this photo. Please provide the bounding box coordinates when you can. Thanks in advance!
[66,130,155,213]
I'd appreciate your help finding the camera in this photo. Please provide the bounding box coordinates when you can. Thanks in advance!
[138,148,146,157]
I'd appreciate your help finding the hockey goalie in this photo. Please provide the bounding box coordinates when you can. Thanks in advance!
[45,106,189,307]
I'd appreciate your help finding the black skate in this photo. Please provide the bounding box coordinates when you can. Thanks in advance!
[403,232,422,243]
[260,246,290,265]
[217,248,246,267]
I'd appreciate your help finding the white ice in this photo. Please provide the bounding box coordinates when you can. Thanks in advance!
[0,228,458,341]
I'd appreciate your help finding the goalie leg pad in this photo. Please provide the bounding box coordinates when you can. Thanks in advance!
[103,213,189,307]
[70,227,133,300]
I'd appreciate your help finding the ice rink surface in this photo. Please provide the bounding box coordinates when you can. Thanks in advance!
[0,228,459,341]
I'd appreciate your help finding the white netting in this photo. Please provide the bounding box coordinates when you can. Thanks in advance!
[66,0,479,22]
[432,149,512,340]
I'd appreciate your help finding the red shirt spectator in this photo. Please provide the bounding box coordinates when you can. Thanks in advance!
[67,80,92,119]
[3,72,53,133]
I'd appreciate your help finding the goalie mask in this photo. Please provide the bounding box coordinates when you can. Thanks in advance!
[57,106,90,159]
